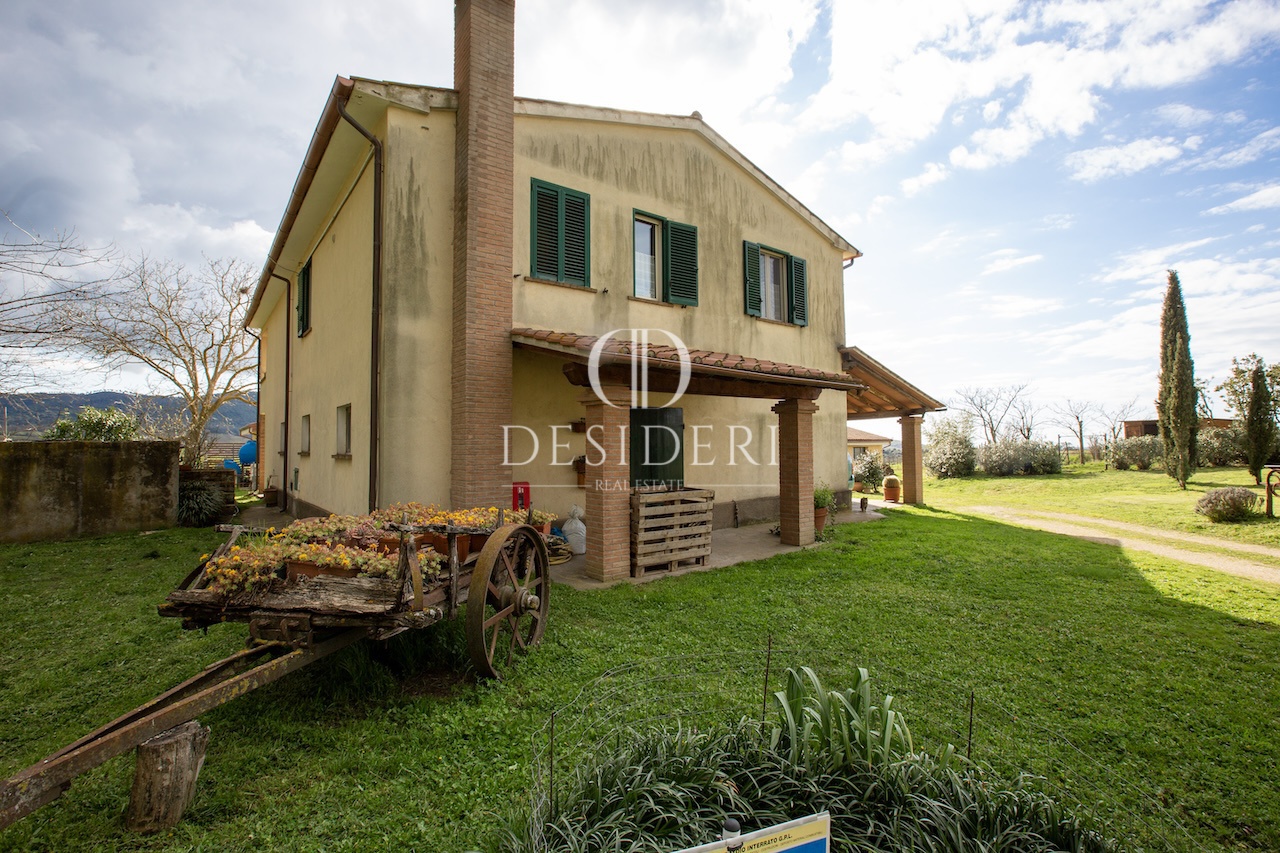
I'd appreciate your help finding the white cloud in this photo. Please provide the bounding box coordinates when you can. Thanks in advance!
[981,250,1044,275]
[1154,103,1217,127]
[1065,136,1184,182]
[1204,184,1280,214]
[1039,213,1075,231]
[1192,126,1280,170]
[900,162,949,197]
[802,0,1280,177]
[1099,238,1218,283]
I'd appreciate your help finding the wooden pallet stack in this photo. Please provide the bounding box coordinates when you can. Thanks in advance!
[630,488,714,577]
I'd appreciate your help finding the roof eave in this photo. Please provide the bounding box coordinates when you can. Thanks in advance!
[245,75,356,329]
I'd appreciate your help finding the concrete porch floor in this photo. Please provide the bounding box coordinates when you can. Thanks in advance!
[232,500,897,591]
[550,501,892,591]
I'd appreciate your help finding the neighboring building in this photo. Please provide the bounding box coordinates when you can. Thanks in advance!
[1123,418,1234,438]
[847,427,892,465]
[244,0,942,581]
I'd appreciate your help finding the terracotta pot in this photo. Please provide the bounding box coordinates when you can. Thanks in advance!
[470,532,491,553]
[427,532,470,563]
[814,506,829,533]
[883,485,901,502]
[853,482,865,493]
[285,560,359,581]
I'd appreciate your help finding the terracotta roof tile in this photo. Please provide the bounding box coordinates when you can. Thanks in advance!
[511,327,858,389]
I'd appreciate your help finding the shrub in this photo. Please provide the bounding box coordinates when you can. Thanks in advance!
[1195,487,1261,523]
[813,481,835,510]
[1108,436,1161,471]
[852,453,883,492]
[177,479,224,527]
[44,405,140,441]
[1197,425,1244,467]
[977,439,1062,476]
[924,416,977,479]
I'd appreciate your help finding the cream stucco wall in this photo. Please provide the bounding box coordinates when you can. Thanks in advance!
[256,298,288,493]
[254,95,852,519]
[507,114,849,515]
[376,105,457,508]
[285,160,376,516]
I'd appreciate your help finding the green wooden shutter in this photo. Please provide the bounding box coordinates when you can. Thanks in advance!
[562,189,590,286]
[630,407,684,489]
[664,221,698,306]
[788,255,808,326]
[531,181,560,281]
[296,260,311,337]
[743,241,761,317]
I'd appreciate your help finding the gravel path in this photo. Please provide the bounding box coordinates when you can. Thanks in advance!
[958,505,1280,587]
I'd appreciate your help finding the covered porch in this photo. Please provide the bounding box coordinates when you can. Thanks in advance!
[841,346,946,505]
[512,328,862,582]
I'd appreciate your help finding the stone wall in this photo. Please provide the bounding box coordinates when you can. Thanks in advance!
[0,441,179,543]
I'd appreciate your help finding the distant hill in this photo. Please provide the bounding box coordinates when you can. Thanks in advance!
[0,392,256,440]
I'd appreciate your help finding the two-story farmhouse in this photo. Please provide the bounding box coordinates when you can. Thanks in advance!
[245,0,942,582]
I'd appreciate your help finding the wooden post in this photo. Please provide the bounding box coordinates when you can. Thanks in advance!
[125,720,210,833]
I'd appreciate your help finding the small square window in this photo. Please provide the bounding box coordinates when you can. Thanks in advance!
[336,404,351,456]
[299,415,311,455]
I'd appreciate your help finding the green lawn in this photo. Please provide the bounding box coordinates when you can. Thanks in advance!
[922,461,1279,550]
[2,507,1279,851]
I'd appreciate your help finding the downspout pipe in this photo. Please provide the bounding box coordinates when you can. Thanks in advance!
[270,273,292,513]
[336,101,384,513]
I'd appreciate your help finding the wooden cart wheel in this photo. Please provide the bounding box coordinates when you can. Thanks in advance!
[467,523,550,679]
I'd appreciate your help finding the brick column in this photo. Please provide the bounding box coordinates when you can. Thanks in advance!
[773,398,818,546]
[582,388,631,582]
[451,0,516,509]
[899,415,924,505]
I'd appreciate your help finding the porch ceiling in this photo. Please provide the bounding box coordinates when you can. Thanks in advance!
[512,327,864,400]
[840,346,946,420]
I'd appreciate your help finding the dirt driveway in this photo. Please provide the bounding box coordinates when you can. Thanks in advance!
[958,506,1280,586]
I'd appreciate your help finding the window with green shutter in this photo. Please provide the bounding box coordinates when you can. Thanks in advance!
[296,259,312,337]
[634,211,698,306]
[531,179,591,286]
[742,241,806,326]
[788,255,808,326]
[665,220,698,306]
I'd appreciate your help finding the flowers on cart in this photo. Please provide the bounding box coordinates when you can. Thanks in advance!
[203,538,405,594]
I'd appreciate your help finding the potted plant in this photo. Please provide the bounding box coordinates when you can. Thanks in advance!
[882,470,902,503]
[813,480,836,533]
[263,475,279,508]
[852,474,864,493]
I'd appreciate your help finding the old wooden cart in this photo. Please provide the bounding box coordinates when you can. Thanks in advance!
[0,516,550,830]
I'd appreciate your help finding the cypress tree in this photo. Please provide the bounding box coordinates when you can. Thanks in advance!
[1244,361,1277,484]
[1156,270,1197,488]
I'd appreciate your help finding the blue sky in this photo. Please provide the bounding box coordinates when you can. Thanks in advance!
[2,0,1279,440]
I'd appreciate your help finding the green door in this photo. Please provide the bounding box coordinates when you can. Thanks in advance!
[630,408,684,489]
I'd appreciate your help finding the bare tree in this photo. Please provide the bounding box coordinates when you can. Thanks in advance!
[1050,399,1096,465]
[1099,398,1139,444]
[57,256,257,464]
[952,384,1030,444]
[1,212,117,391]
[1009,397,1041,440]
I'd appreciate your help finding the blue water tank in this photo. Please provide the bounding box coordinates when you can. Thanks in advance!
[238,440,257,467]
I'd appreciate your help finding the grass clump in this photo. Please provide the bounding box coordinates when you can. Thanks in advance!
[176,478,224,526]
[505,667,1117,853]
[1195,487,1262,523]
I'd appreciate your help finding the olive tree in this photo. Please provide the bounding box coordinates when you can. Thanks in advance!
[56,256,257,465]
